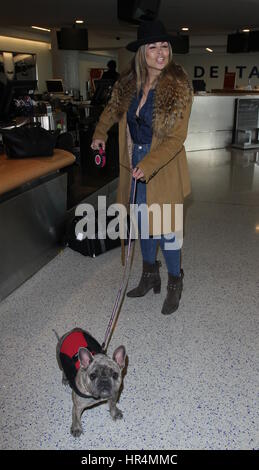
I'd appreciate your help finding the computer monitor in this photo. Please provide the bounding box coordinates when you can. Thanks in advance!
[46,79,64,94]
[192,80,206,92]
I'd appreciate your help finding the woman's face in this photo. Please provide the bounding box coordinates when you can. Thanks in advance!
[145,42,170,73]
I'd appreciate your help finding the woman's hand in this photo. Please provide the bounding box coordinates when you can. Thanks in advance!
[91,139,105,151]
[132,167,145,181]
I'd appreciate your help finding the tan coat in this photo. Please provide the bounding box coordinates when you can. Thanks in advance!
[93,60,193,240]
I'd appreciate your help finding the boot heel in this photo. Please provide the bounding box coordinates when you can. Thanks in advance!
[153,283,161,294]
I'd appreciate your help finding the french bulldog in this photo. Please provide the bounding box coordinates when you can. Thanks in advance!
[55,328,126,437]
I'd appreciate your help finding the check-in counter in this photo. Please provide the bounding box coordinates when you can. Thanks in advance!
[185,93,259,151]
[0,149,75,301]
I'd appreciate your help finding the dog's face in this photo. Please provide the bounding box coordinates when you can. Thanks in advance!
[77,346,126,399]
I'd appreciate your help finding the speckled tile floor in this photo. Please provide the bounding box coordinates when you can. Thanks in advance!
[0,148,258,450]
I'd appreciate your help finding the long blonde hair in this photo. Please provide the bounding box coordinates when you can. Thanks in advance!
[135,43,173,95]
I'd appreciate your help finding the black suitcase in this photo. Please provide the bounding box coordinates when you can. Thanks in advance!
[66,212,128,257]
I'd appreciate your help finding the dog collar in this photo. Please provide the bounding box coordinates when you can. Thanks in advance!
[73,383,97,400]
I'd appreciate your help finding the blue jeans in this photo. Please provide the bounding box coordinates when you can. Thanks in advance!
[130,143,181,277]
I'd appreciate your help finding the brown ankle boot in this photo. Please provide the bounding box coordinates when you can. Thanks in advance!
[161,269,184,315]
[127,261,161,298]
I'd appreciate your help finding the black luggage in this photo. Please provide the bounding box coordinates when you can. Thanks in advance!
[66,212,127,257]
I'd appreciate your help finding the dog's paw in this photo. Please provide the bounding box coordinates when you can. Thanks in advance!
[70,426,83,438]
[111,407,123,421]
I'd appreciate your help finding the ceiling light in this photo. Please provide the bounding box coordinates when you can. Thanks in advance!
[75,20,84,24]
[206,47,213,53]
[31,26,51,32]
[242,28,250,32]
[181,27,189,31]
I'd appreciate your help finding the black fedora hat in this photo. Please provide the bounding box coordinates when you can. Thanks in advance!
[126,20,174,52]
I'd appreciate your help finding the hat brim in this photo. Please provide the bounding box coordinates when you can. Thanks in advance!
[126,34,174,52]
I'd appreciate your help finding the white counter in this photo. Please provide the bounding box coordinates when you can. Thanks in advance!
[185,93,259,151]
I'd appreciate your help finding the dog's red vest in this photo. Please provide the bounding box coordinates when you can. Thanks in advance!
[60,331,89,371]
[59,330,103,398]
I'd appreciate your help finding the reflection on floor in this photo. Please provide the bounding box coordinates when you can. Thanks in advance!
[187,148,259,206]
[0,147,258,450]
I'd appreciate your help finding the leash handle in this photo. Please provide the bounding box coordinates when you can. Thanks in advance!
[102,177,137,352]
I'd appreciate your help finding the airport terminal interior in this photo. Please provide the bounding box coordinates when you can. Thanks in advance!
[0,0,258,451]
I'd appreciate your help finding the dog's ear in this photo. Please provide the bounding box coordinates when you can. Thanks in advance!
[78,347,93,369]
[113,345,126,369]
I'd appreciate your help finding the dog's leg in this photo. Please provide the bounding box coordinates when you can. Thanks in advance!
[70,390,86,437]
[71,397,85,437]
[108,394,123,420]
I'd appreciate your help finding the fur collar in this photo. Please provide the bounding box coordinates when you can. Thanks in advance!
[106,61,193,138]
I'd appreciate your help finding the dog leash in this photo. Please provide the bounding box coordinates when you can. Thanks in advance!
[101,176,137,353]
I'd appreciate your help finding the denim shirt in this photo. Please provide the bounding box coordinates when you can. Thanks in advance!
[127,89,154,144]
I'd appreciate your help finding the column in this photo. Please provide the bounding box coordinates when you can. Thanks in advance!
[50,29,80,94]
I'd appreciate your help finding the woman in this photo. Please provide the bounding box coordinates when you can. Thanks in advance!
[91,20,193,315]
